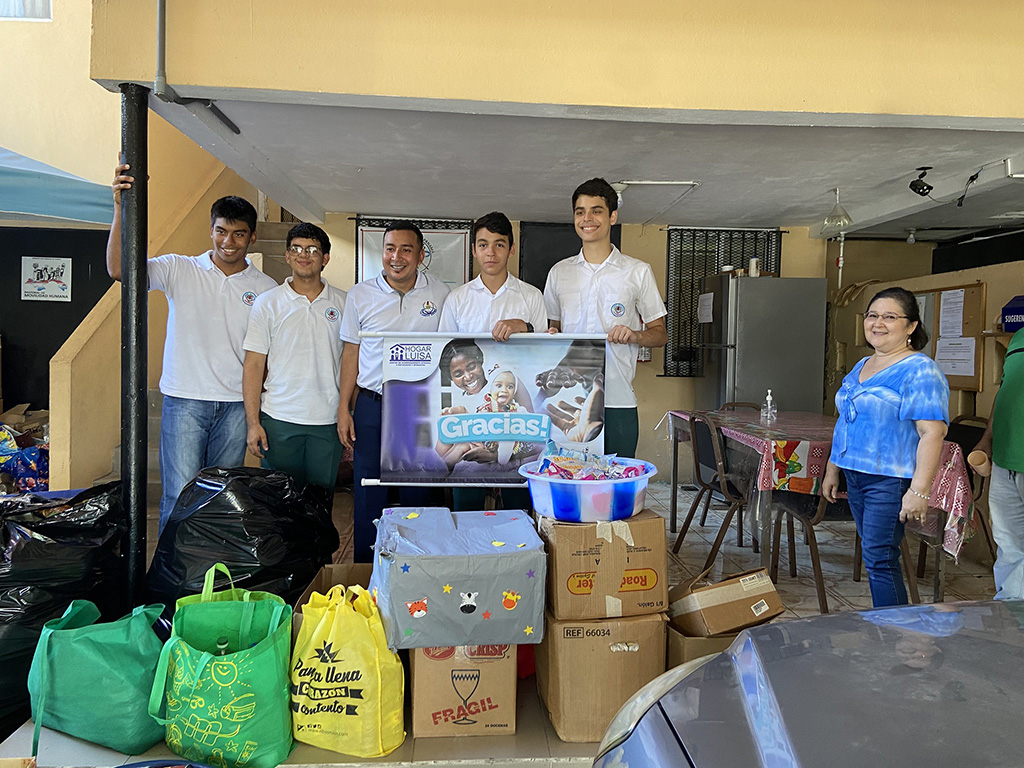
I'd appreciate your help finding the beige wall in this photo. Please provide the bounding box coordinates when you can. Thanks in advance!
[781,227,826,278]
[321,213,357,291]
[1,1,119,182]
[49,290,122,489]
[91,1,1021,120]
[826,238,935,294]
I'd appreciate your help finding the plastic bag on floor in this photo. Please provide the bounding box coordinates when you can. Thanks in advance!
[146,467,339,616]
[3,446,49,492]
[0,483,126,720]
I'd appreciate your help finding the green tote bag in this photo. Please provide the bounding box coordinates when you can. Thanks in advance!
[27,600,166,754]
[149,564,293,768]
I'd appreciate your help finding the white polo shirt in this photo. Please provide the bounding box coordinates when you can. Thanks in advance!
[148,251,278,402]
[340,271,451,394]
[544,246,667,408]
[243,278,348,425]
[438,273,548,335]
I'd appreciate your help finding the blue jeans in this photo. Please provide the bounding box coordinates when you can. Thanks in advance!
[988,462,1024,600]
[352,390,436,563]
[845,470,911,607]
[159,395,247,533]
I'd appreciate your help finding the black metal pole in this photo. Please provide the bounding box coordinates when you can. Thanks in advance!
[120,83,149,608]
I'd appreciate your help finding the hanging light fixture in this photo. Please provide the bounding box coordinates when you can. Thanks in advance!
[820,188,854,289]
[820,187,853,237]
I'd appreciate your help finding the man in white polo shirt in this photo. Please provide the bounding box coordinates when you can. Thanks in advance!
[242,223,347,490]
[107,162,277,532]
[337,221,451,562]
[438,211,547,510]
[543,178,668,458]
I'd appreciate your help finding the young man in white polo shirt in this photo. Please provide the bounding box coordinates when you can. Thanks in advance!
[242,223,347,490]
[439,211,547,339]
[337,221,451,562]
[543,178,668,458]
[438,211,547,510]
[107,162,277,532]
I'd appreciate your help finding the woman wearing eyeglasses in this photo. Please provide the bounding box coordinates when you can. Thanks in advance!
[822,286,949,607]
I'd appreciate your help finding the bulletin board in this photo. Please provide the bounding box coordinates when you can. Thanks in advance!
[913,282,986,391]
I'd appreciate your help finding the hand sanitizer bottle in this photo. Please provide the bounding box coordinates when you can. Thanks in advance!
[761,389,777,425]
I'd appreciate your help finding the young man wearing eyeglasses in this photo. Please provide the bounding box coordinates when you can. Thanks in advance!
[107,162,277,533]
[242,223,348,491]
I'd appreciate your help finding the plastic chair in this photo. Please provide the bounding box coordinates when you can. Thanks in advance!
[696,402,757,531]
[916,416,997,574]
[673,413,751,570]
[672,412,722,551]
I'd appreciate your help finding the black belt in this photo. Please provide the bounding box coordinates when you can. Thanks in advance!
[358,387,383,402]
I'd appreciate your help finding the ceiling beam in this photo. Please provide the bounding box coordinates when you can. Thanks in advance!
[148,94,326,224]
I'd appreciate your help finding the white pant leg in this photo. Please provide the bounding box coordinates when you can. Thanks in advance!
[988,462,1024,600]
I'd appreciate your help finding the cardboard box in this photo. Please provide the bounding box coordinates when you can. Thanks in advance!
[410,644,517,738]
[0,760,36,768]
[371,508,546,649]
[668,568,783,637]
[292,562,373,640]
[667,624,737,668]
[536,612,667,743]
[0,404,48,440]
[538,509,667,620]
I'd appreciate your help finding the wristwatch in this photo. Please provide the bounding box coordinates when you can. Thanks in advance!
[525,322,534,333]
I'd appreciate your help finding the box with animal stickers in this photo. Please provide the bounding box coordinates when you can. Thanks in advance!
[370,507,546,649]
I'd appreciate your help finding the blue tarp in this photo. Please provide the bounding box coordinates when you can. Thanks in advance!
[0,147,113,226]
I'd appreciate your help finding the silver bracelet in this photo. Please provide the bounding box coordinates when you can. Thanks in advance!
[908,487,930,501]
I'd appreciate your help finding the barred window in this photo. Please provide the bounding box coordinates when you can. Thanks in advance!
[664,228,781,377]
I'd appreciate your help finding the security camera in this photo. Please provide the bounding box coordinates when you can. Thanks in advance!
[909,167,933,197]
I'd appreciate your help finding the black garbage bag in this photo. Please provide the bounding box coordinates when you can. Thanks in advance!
[146,467,339,615]
[0,483,126,720]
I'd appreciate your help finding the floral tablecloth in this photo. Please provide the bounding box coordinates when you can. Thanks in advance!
[668,410,977,559]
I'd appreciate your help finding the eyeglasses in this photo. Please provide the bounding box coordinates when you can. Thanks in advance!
[288,245,323,257]
[864,312,908,323]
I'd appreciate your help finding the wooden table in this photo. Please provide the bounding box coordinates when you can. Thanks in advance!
[667,409,977,573]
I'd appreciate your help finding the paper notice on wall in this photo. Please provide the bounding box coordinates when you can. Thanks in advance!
[935,337,975,377]
[21,256,71,302]
[940,288,965,337]
[698,293,714,323]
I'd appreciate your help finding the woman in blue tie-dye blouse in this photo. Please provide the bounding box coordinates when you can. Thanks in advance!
[822,287,949,608]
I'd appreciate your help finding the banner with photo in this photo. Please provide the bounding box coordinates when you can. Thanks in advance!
[356,217,471,289]
[378,333,606,485]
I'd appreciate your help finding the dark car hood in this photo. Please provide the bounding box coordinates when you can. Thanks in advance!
[658,600,1024,768]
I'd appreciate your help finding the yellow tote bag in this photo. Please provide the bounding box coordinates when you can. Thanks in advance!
[290,585,405,757]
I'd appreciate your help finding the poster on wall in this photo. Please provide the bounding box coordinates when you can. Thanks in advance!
[356,216,471,288]
[21,256,71,302]
[377,333,606,485]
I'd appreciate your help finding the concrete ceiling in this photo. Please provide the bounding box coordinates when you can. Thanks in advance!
[144,91,1024,243]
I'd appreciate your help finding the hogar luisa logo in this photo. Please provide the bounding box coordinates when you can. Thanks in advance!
[389,343,433,365]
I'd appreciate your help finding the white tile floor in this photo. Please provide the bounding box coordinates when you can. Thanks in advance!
[644,481,997,617]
